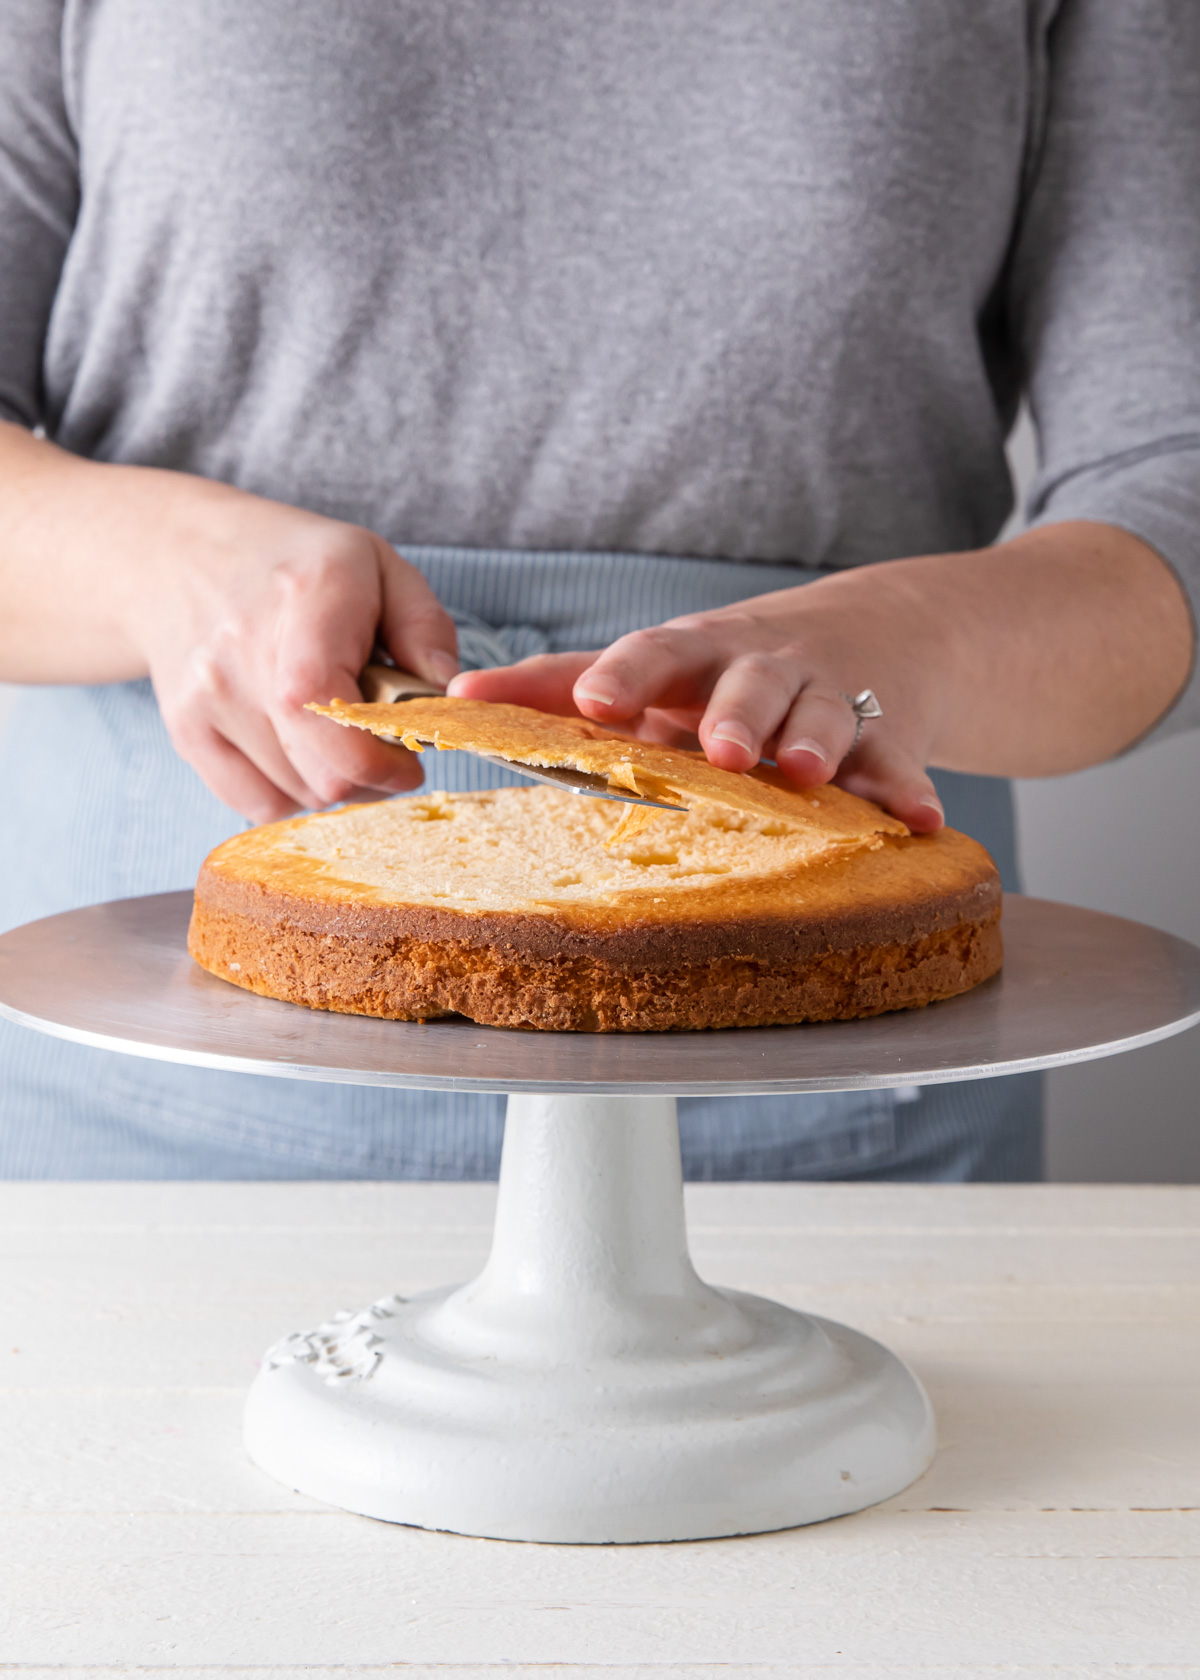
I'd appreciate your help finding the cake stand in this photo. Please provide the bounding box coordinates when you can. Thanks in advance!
[2,892,1198,1544]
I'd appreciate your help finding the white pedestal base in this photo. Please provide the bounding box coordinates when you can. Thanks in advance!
[245,1095,934,1542]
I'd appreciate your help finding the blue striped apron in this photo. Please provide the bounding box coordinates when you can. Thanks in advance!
[0,547,1041,1179]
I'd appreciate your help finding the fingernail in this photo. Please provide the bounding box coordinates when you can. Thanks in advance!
[427,650,460,687]
[710,722,757,755]
[575,679,619,708]
[917,796,944,820]
[780,737,828,767]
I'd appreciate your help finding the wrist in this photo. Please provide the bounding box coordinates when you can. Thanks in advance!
[106,466,254,674]
[78,460,193,677]
[0,429,151,682]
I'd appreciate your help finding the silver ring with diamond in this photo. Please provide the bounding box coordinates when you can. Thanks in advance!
[842,688,883,750]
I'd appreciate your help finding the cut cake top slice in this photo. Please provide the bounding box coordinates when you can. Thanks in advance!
[308,696,908,844]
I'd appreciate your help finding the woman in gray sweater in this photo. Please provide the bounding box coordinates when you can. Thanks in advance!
[0,0,1195,1179]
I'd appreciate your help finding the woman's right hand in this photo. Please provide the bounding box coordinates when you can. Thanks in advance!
[0,423,459,822]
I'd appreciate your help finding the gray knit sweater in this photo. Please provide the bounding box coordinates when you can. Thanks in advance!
[1,0,1197,736]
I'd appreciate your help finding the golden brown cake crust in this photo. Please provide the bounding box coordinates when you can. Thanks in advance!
[189,810,1003,1033]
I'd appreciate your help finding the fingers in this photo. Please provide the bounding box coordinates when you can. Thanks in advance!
[267,553,427,804]
[629,707,703,751]
[163,648,321,816]
[769,684,943,830]
[278,691,426,806]
[449,652,597,714]
[167,711,306,825]
[276,669,426,806]
[570,619,728,721]
[835,735,945,832]
[378,540,460,689]
[165,644,422,821]
[773,687,860,786]
[449,617,742,723]
[695,650,809,772]
[700,666,942,830]
[162,570,426,819]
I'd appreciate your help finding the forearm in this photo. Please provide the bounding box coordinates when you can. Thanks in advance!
[0,419,159,682]
[861,522,1195,777]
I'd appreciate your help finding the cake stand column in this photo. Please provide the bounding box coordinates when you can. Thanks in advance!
[245,1091,935,1542]
[431,1093,744,1360]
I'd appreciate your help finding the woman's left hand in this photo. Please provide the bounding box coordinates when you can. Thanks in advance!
[450,558,950,831]
[448,524,1194,832]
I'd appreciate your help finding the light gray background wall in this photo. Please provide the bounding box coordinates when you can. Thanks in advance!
[1,419,1197,1178]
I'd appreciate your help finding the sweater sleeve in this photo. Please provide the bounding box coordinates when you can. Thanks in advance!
[0,0,77,429]
[1009,0,1200,744]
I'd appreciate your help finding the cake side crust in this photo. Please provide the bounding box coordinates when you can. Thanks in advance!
[188,897,1002,1032]
[194,824,1001,970]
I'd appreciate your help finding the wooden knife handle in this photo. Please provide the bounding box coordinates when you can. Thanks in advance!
[359,662,445,703]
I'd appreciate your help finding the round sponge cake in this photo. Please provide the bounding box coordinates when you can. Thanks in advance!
[188,785,1002,1032]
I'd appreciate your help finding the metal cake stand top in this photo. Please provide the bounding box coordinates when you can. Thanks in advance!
[0,891,1197,1096]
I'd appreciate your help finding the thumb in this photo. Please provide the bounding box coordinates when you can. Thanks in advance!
[377,540,460,688]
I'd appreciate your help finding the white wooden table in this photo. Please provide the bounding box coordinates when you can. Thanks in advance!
[3,1182,1198,1676]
